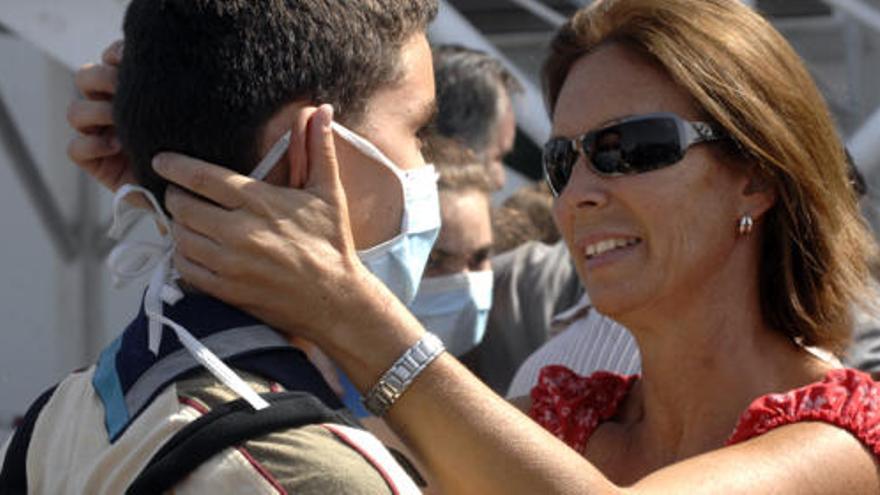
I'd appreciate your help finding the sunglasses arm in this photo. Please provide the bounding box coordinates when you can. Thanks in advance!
[685,121,725,146]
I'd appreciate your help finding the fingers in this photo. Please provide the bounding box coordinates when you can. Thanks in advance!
[172,251,224,296]
[75,63,118,99]
[165,186,240,241]
[172,231,258,308]
[153,153,254,209]
[67,99,115,132]
[305,104,343,197]
[172,222,226,270]
[101,40,124,66]
[67,131,120,166]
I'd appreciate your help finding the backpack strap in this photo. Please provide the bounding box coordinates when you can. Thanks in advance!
[0,385,58,494]
[127,391,353,495]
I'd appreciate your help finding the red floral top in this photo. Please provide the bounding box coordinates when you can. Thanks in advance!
[530,365,880,456]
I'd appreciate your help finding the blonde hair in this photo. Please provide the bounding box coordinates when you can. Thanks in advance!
[543,0,877,353]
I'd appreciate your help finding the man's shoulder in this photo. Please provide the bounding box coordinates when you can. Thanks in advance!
[174,370,399,494]
[25,368,399,494]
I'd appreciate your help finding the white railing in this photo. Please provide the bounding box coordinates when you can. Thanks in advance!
[508,0,566,27]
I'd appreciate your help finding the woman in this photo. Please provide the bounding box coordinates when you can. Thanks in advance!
[69,0,880,492]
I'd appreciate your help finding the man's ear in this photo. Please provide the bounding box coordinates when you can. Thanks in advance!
[741,171,777,220]
[285,106,320,189]
[258,102,319,188]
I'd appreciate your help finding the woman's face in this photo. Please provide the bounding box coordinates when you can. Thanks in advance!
[552,43,754,322]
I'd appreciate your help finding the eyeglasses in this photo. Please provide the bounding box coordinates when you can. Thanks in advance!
[542,112,727,196]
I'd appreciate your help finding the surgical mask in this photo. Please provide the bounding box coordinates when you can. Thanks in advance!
[408,270,494,356]
[255,124,440,305]
[330,123,441,304]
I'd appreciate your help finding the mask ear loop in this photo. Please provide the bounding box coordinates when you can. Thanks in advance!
[330,122,405,180]
[250,131,292,181]
[331,121,441,235]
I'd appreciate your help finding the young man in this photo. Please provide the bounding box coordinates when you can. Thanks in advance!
[1,1,438,493]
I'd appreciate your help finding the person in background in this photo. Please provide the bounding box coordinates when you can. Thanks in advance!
[432,44,521,189]
[462,240,580,392]
[490,205,544,255]
[463,179,573,392]
[413,149,495,357]
[496,182,560,246]
[430,48,573,391]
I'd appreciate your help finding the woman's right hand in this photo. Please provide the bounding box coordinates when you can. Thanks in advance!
[66,40,137,195]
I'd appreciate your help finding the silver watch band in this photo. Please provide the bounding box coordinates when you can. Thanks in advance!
[362,332,445,416]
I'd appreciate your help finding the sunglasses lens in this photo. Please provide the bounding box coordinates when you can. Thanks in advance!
[587,117,683,175]
[543,138,577,195]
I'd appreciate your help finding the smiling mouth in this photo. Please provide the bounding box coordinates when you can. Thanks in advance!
[584,237,642,259]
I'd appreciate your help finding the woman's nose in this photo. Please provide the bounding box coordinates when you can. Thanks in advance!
[556,156,610,212]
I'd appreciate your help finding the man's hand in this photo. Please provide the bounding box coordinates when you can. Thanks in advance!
[67,40,139,199]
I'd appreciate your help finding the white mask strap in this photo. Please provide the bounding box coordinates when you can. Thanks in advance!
[250,131,292,181]
[106,185,269,411]
[331,122,404,178]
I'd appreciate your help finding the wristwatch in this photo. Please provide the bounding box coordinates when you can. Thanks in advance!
[362,332,445,416]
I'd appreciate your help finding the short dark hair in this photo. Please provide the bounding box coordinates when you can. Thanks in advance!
[432,45,521,155]
[115,0,437,202]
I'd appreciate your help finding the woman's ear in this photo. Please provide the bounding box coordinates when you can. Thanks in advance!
[741,171,777,220]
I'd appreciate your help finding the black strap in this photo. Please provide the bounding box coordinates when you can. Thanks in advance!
[126,391,355,495]
[0,386,58,495]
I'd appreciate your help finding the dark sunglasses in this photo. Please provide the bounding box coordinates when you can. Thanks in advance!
[542,112,727,196]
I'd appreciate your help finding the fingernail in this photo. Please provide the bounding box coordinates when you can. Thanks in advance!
[320,104,334,129]
[152,154,167,174]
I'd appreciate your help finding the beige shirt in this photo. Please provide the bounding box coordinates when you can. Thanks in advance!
[17,367,418,494]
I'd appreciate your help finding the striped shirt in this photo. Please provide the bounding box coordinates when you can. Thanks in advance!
[507,296,640,398]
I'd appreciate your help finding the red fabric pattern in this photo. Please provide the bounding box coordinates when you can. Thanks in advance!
[529,366,880,458]
[726,368,880,456]
[529,365,636,453]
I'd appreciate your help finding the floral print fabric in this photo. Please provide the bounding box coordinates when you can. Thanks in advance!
[530,366,880,457]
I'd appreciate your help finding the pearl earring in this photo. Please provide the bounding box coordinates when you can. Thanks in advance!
[737,214,754,236]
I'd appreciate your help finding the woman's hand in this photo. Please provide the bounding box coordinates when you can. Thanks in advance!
[155,105,387,346]
[67,40,138,197]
